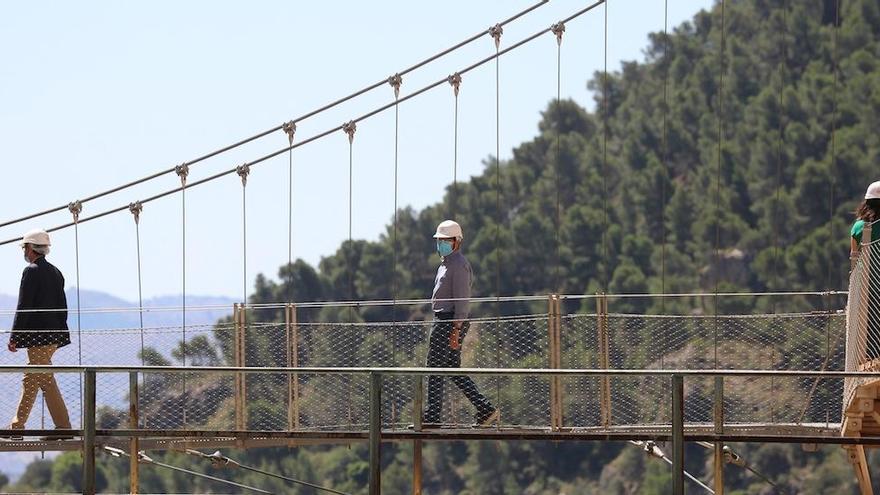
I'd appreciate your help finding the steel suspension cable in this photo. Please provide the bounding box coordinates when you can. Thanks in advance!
[239,164,250,309]
[284,122,296,303]
[343,122,356,323]
[130,201,146,428]
[0,1,607,249]
[713,0,726,369]
[660,0,669,367]
[343,121,356,428]
[820,0,842,424]
[69,201,84,429]
[176,164,189,426]
[104,447,273,494]
[450,73,461,216]
[771,0,789,314]
[0,1,552,232]
[184,448,350,495]
[601,0,609,291]
[491,22,503,420]
[238,463,348,495]
[827,2,840,296]
[553,22,564,294]
[390,75,401,325]
[390,76,401,416]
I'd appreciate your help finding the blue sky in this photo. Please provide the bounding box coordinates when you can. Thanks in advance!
[0,1,713,303]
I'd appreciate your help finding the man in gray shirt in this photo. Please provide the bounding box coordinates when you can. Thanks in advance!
[425,220,498,427]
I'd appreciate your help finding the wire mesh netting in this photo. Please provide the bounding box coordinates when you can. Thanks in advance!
[558,312,844,429]
[0,301,848,433]
[844,231,880,410]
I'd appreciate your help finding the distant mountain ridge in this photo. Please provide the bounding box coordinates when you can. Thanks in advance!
[0,289,235,330]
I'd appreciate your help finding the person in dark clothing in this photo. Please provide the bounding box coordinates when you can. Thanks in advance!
[6,229,71,436]
[425,220,499,428]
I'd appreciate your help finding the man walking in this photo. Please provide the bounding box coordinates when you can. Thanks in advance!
[7,229,72,437]
[425,220,499,427]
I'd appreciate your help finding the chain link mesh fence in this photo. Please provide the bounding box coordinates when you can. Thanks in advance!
[0,297,848,434]
[844,231,880,415]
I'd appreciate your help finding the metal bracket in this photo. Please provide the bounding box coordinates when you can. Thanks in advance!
[236,163,250,187]
[68,200,83,222]
[388,73,403,99]
[128,201,143,225]
[282,120,296,145]
[175,163,190,186]
[489,23,503,49]
[551,22,565,46]
[448,72,462,97]
[343,120,357,144]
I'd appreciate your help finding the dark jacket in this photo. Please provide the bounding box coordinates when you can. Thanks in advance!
[11,256,70,348]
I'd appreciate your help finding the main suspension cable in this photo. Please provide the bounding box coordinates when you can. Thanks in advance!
[0,1,607,249]
[0,1,551,231]
[184,448,350,495]
[104,447,273,494]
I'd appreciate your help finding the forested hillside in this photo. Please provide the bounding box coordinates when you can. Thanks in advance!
[7,0,880,493]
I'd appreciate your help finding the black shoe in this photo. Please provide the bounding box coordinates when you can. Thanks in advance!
[406,422,443,430]
[473,409,500,428]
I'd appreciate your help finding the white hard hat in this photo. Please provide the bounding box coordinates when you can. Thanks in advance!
[433,220,463,239]
[20,229,50,247]
[866,181,880,200]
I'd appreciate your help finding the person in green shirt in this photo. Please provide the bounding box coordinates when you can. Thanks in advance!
[851,181,880,253]
[851,180,880,363]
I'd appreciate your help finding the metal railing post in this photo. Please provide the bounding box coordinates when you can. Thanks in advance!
[412,371,424,494]
[369,372,383,495]
[714,376,724,494]
[672,374,684,495]
[129,371,140,494]
[413,374,423,432]
[234,303,247,431]
[597,292,612,427]
[412,439,423,495]
[286,303,300,430]
[83,368,97,495]
[548,294,563,430]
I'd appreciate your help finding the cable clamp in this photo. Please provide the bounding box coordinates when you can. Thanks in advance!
[551,21,565,46]
[236,163,250,187]
[448,72,462,97]
[175,163,190,186]
[103,446,125,457]
[342,120,357,144]
[128,201,143,224]
[68,200,82,222]
[282,120,296,145]
[489,23,503,49]
[388,73,403,99]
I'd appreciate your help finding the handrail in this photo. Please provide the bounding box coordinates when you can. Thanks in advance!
[0,364,873,378]
[0,290,848,315]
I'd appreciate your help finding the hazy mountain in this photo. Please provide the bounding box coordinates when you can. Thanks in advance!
[0,288,234,331]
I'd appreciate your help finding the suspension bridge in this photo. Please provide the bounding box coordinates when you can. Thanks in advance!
[0,0,876,494]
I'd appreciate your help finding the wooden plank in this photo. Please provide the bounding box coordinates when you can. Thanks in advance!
[845,444,875,495]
